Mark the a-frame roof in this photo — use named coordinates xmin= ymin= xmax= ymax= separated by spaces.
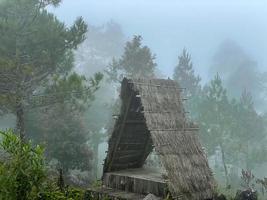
xmin=103 ymin=78 xmax=215 ymax=200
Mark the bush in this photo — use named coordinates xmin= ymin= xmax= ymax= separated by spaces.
xmin=39 ymin=188 xmax=84 ymax=200
xmin=0 ymin=130 xmax=109 ymax=200
xmin=0 ymin=130 xmax=46 ymax=200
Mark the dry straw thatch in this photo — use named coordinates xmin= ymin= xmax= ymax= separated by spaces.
xmin=103 ymin=78 xmax=216 ymax=200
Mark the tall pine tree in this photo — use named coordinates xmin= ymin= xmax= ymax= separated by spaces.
xmin=173 ymin=48 xmax=201 ymax=120
xmin=173 ymin=48 xmax=201 ymax=97
xmin=106 ymin=35 xmax=156 ymax=81
xmin=230 ymin=90 xmax=266 ymax=170
xmin=0 ymin=0 xmax=91 ymax=139
xmin=198 ymin=74 xmax=232 ymax=186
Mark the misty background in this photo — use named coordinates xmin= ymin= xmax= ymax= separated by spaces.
xmin=50 ymin=0 xmax=267 ymax=81
xmin=50 ymin=0 xmax=267 ymax=181
xmin=1 ymin=0 xmax=267 ymax=194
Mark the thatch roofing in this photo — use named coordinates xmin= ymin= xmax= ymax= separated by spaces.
xmin=103 ymin=78 xmax=215 ymax=200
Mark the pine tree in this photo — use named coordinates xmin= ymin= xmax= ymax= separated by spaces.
xmin=173 ymin=48 xmax=201 ymax=97
xmin=211 ymin=39 xmax=266 ymax=111
xmin=173 ymin=48 xmax=202 ymax=120
xmin=198 ymin=74 xmax=232 ymax=186
xmin=25 ymin=73 xmax=102 ymax=172
xmin=0 ymin=0 xmax=89 ymax=139
xmin=198 ymin=76 xmax=267 ymax=186
xmin=230 ymin=90 xmax=266 ymax=170
xmin=106 ymin=35 xmax=156 ymax=81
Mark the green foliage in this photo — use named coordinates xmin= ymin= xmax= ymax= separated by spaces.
xmin=164 ymin=193 xmax=173 ymax=200
xmin=44 ymin=72 xmax=103 ymax=111
xmin=91 ymin=180 xmax=103 ymax=188
xmin=0 ymin=129 xmax=46 ymax=200
xmin=173 ymin=48 xmax=202 ymax=120
xmin=106 ymin=35 xmax=156 ymax=81
xmin=173 ymin=48 xmax=201 ymax=97
xmin=26 ymin=104 xmax=92 ymax=172
xmin=210 ymin=40 xmax=265 ymax=111
xmin=0 ymin=0 xmax=88 ymax=98
xmin=229 ymin=90 xmax=266 ymax=169
xmin=0 ymin=0 xmax=103 ymax=172
xmin=0 ymin=0 xmax=89 ymax=138
xmin=40 ymin=188 xmax=113 ymax=200
xmin=40 ymin=188 xmax=84 ymax=200
xmin=0 ymin=130 xmax=100 ymax=199
xmin=195 ymin=74 xmax=266 ymax=186
xmin=197 ymin=74 xmax=231 ymax=154
xmin=25 ymin=73 xmax=103 ymax=172
xmin=172 ymin=49 xmax=267 ymax=189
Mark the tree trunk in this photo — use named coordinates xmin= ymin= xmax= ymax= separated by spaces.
xmin=16 ymin=102 xmax=26 ymax=200
xmin=93 ymin=142 xmax=99 ymax=179
xmin=16 ymin=101 xmax=25 ymax=141
xmin=245 ymin=142 xmax=250 ymax=171
xmin=220 ymin=143 xmax=229 ymax=187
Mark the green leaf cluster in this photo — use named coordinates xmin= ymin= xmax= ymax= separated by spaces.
xmin=173 ymin=49 xmax=267 ymax=187
xmin=106 ymin=35 xmax=156 ymax=82
xmin=0 ymin=0 xmax=88 ymax=114
xmin=0 ymin=129 xmax=46 ymax=200
xmin=173 ymin=48 xmax=201 ymax=98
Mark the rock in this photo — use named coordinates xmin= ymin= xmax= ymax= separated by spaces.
xmin=143 ymin=193 xmax=161 ymax=200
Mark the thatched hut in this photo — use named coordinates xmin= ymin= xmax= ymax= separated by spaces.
xmin=102 ymin=78 xmax=215 ymax=200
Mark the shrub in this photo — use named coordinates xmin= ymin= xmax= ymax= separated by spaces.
xmin=0 ymin=130 xmax=46 ymax=200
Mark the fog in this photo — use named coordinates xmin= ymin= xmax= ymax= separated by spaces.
xmin=49 ymin=0 xmax=267 ymax=187
xmin=1 ymin=0 xmax=267 ymax=198
xmin=50 ymin=0 xmax=267 ymax=81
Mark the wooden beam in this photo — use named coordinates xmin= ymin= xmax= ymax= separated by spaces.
xmin=150 ymin=128 xmax=199 ymax=131
xmin=111 ymin=161 xmax=139 ymax=168
xmin=125 ymin=120 xmax=145 ymax=124
xmin=119 ymin=142 xmax=145 ymax=145
xmin=106 ymin=91 xmax=134 ymax=172
xmin=128 ymin=81 xmax=185 ymax=90
xmin=115 ymin=152 xmax=142 ymax=160
xmin=116 ymin=149 xmax=143 ymax=155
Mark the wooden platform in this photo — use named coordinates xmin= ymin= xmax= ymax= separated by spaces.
xmin=103 ymin=168 xmax=167 ymax=198
xmin=88 ymin=186 xmax=147 ymax=200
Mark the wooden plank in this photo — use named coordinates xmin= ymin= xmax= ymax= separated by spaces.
xmin=150 ymin=128 xmax=199 ymax=131
xmin=103 ymin=169 xmax=167 ymax=197
xmin=120 ymin=134 xmax=148 ymax=142
xmin=106 ymin=91 xmax=135 ymax=172
xmin=87 ymin=187 xmax=147 ymax=200
xmin=125 ymin=120 xmax=145 ymax=124
xmin=116 ymin=149 xmax=143 ymax=155
xmin=115 ymin=152 xmax=142 ymax=160
xmin=117 ymin=143 xmax=146 ymax=151
xmin=119 ymin=142 xmax=146 ymax=145
xmin=105 ymin=168 xmax=167 ymax=183
xmin=111 ymin=161 xmax=139 ymax=168
xmin=127 ymin=81 xmax=185 ymax=90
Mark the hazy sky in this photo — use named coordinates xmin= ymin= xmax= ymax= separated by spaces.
xmin=51 ymin=0 xmax=267 ymax=81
